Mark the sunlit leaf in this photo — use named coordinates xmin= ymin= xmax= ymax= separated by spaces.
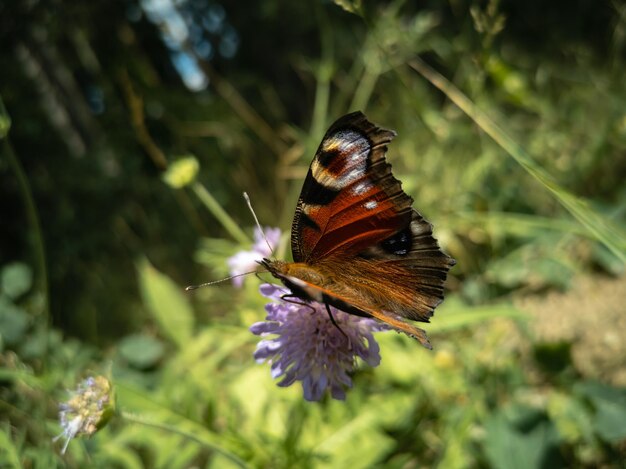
xmin=0 ymin=424 xmax=21 ymax=469
xmin=315 ymin=405 xmax=395 ymax=468
xmin=428 ymin=302 xmax=527 ymax=333
xmin=99 ymin=441 xmax=144 ymax=469
xmin=547 ymin=392 xmax=594 ymax=443
xmin=137 ymin=258 xmax=194 ymax=347
xmin=114 ymin=383 xmax=247 ymax=467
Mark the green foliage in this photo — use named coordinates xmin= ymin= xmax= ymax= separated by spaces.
xmin=0 ymin=423 xmax=21 ymax=469
xmin=1 ymin=262 xmax=32 ymax=300
xmin=575 ymin=382 xmax=626 ymax=443
xmin=1 ymin=0 xmax=626 ymax=467
xmin=118 ymin=334 xmax=165 ymax=370
xmin=0 ymin=263 xmax=33 ymax=348
xmin=137 ymin=258 xmax=195 ymax=348
xmin=483 ymin=408 xmax=559 ymax=469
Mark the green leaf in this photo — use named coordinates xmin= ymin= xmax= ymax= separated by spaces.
xmin=137 ymin=258 xmax=194 ymax=347
xmin=591 ymin=399 xmax=626 ymax=442
xmin=575 ymin=381 xmax=626 ymax=442
xmin=0 ymin=296 xmax=30 ymax=346
xmin=314 ymin=404 xmax=395 ymax=469
xmin=1 ymin=262 xmax=32 ymax=299
xmin=592 ymin=243 xmax=625 ymax=276
xmin=208 ymin=453 xmax=249 ymax=469
xmin=115 ymin=383 xmax=247 ymax=468
xmin=547 ymin=392 xmax=594 ymax=443
xmin=484 ymin=410 xmax=559 ymax=469
xmin=99 ymin=441 xmax=144 ymax=469
xmin=484 ymin=239 xmax=576 ymax=290
xmin=0 ymin=423 xmax=21 ymax=469
xmin=427 ymin=301 xmax=527 ymax=333
xmin=194 ymin=237 xmax=239 ymax=278
xmin=118 ymin=334 xmax=165 ymax=370
xmin=333 ymin=0 xmax=363 ymax=15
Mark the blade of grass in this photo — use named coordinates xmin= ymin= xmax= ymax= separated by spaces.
xmin=409 ymin=57 xmax=626 ymax=264
xmin=192 ymin=182 xmax=249 ymax=245
xmin=0 ymin=424 xmax=22 ymax=469
xmin=120 ymin=411 xmax=248 ymax=468
xmin=451 ymin=211 xmax=591 ymax=238
xmin=427 ymin=304 xmax=527 ymax=333
xmin=309 ymin=5 xmax=333 ymax=142
xmin=116 ymin=383 xmax=248 ymax=468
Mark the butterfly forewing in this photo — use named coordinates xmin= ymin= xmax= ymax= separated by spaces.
xmin=291 ymin=111 xmax=413 ymax=263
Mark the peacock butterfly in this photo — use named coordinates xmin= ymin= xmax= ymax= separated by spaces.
xmin=261 ymin=111 xmax=455 ymax=349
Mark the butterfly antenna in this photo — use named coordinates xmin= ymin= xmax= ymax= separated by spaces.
xmin=185 ymin=270 xmax=260 ymax=291
xmin=243 ymin=191 xmax=274 ymax=255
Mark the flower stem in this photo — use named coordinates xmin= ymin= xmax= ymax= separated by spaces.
xmin=1 ymin=104 xmax=50 ymax=370
xmin=191 ymin=182 xmax=249 ymax=245
xmin=119 ymin=410 xmax=248 ymax=468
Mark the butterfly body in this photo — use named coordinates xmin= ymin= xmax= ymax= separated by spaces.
xmin=263 ymin=112 xmax=455 ymax=349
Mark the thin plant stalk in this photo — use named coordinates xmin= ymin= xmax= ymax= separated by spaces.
xmin=1 ymin=103 xmax=50 ymax=370
xmin=119 ymin=410 xmax=248 ymax=468
xmin=191 ymin=182 xmax=249 ymax=245
xmin=410 ymin=57 xmax=626 ymax=263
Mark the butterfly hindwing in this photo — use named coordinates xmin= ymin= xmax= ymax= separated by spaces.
xmin=272 ymin=271 xmax=433 ymax=349
xmin=359 ymin=209 xmax=456 ymax=322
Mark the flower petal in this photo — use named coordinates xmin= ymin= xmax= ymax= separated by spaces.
xmin=251 ymin=284 xmax=384 ymax=401
xmin=260 ymin=283 xmax=286 ymax=299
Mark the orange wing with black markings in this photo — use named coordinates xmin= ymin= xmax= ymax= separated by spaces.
xmin=291 ymin=112 xmax=412 ymax=262
xmin=267 ymin=111 xmax=455 ymax=348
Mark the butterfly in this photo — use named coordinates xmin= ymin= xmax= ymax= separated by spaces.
xmin=261 ymin=111 xmax=455 ymax=349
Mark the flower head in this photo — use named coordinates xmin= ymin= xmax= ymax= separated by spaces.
xmin=251 ymin=283 xmax=388 ymax=401
xmin=54 ymin=376 xmax=114 ymax=454
xmin=162 ymin=155 xmax=199 ymax=188
xmin=227 ymin=227 xmax=281 ymax=287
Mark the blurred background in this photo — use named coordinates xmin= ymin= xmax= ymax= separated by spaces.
xmin=1 ymin=0 xmax=626 ymax=467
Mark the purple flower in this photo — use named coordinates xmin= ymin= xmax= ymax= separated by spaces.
xmin=251 ymin=283 xmax=388 ymax=401
xmin=227 ymin=227 xmax=281 ymax=287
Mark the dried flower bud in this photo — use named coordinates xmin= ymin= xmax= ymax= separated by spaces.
xmin=54 ymin=376 xmax=114 ymax=454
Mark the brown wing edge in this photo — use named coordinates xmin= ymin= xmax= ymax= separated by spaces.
xmin=329 ymin=111 xmax=413 ymax=217
xmin=270 ymin=271 xmax=434 ymax=350
xmin=358 ymin=209 xmax=456 ymax=323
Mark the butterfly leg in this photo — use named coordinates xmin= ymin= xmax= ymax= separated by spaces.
xmin=280 ymin=294 xmax=316 ymax=315
xmin=325 ymin=303 xmax=351 ymax=346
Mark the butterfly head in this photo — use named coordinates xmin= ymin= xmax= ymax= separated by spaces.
xmin=259 ymin=258 xmax=292 ymax=285
xmin=259 ymin=258 xmax=328 ymax=291
xmin=259 ymin=257 xmax=280 ymax=272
